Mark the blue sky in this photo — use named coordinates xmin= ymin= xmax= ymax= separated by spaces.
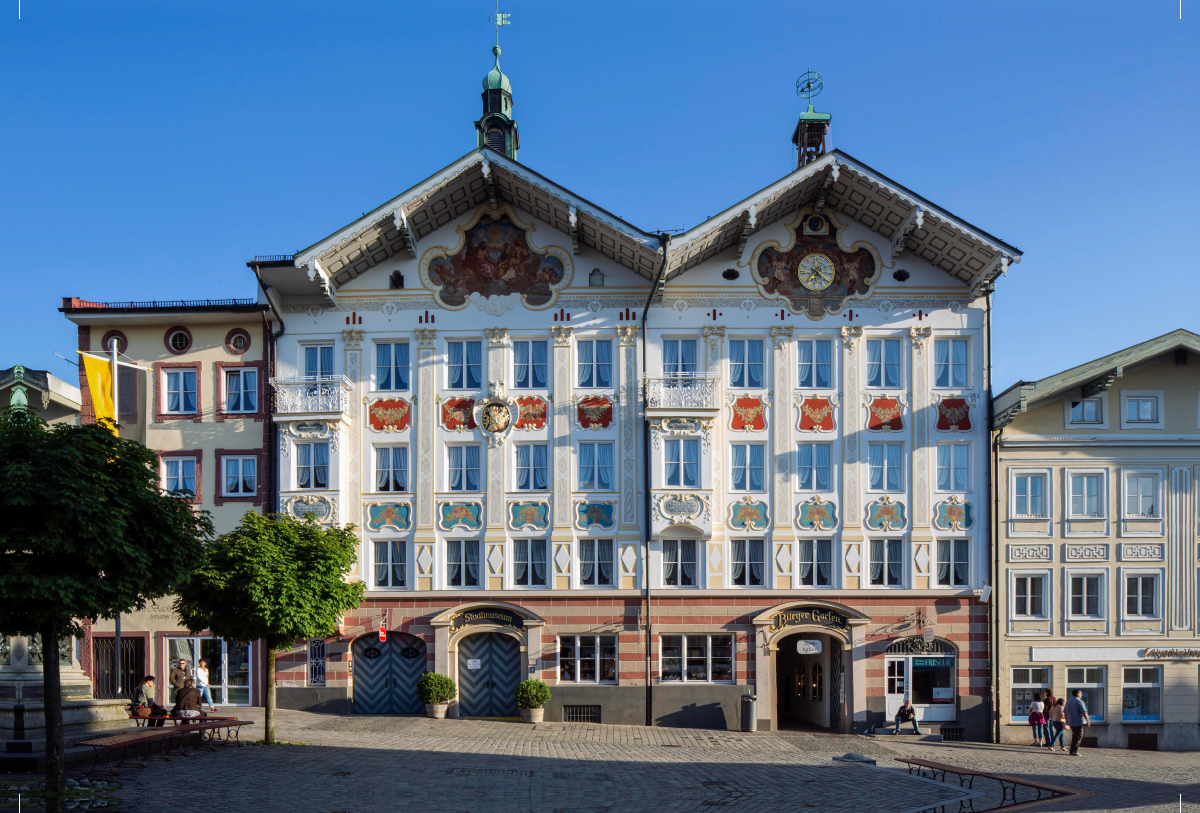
xmin=2 ymin=1 xmax=1196 ymax=389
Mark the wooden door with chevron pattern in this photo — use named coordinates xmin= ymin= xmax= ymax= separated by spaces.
xmin=457 ymin=632 xmax=520 ymax=717
xmin=352 ymin=633 xmax=427 ymax=714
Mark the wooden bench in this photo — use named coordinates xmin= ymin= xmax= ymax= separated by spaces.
xmin=130 ymin=714 xmax=241 ymax=728
xmin=82 ymin=720 xmax=253 ymax=775
xmin=895 ymin=758 xmax=1089 ymax=812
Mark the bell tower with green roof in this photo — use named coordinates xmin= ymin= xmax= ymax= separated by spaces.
xmin=476 ymin=6 xmax=519 ymax=159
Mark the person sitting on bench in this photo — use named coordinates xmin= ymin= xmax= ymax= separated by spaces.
xmin=131 ymin=676 xmax=168 ymax=727
xmin=171 ymin=678 xmax=205 ymax=724
xmin=894 ymin=698 xmax=921 ymax=735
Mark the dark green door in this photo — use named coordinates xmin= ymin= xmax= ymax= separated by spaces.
xmin=458 ymin=633 xmax=520 ymax=717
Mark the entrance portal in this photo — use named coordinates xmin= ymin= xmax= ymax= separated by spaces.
xmin=352 ymin=632 xmax=427 ymax=714
xmin=775 ymin=632 xmax=844 ymax=731
xmin=457 ymin=632 xmax=521 ymax=718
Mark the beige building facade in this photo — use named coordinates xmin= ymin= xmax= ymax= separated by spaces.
xmin=993 ymin=329 xmax=1200 ymax=750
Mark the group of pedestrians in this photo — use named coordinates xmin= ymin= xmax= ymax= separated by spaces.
xmin=1027 ymin=688 xmax=1091 ymax=755
xmin=129 ymin=657 xmax=220 ymax=725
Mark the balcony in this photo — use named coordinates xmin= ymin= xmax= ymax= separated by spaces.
xmin=270 ymin=376 xmax=353 ymax=416
xmin=645 ymin=372 xmax=720 ymax=415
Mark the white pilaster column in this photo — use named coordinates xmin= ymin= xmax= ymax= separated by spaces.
xmin=484 ymin=328 xmax=508 ymax=591
xmin=342 ymin=329 xmax=365 ymax=578
xmin=413 ymin=328 xmax=437 ymax=590
xmin=617 ymin=325 xmax=641 ymax=590
xmin=839 ymin=326 xmax=864 ymax=587
xmin=704 ymin=326 xmax=726 ymax=589
xmin=771 ymin=326 xmax=795 ymax=589
xmin=550 ymin=326 xmax=574 ymax=589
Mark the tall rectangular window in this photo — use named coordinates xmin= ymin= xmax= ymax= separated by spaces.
xmin=1125 ymin=474 xmax=1158 ymax=517
xmin=164 ymin=457 xmax=196 ymax=496
xmin=728 ymin=339 xmax=764 ymax=388
xmin=513 ymin=539 xmax=547 ymax=587
xmin=662 ymin=540 xmax=698 ymax=587
xmin=869 ymin=539 xmax=903 ymax=586
xmin=446 ymin=340 xmax=482 ymax=390
xmin=296 ymin=442 xmax=329 ymax=490
xmin=731 ymin=539 xmax=764 ymax=587
xmin=513 ymin=340 xmax=548 ymax=389
xmin=936 ymin=539 xmax=970 ymax=587
xmin=446 ymin=540 xmax=480 ymax=588
xmin=1014 ymin=474 xmax=1047 ymax=517
xmin=117 ymin=367 xmax=137 ymax=419
xmin=375 ymin=342 xmax=410 ymax=391
xmin=868 ymin=443 xmax=903 ymax=491
xmin=796 ymin=443 xmax=832 ymax=491
xmin=515 ymin=444 xmax=549 ymax=491
xmin=1070 ymin=575 xmax=1101 ymax=616
xmin=165 ymin=370 xmax=197 ymax=414
xmin=448 ymin=446 xmax=481 ymax=492
xmin=1126 ymin=575 xmax=1157 ymax=617
xmin=866 ymin=338 xmax=901 ymax=388
xmin=1013 ymin=575 xmax=1045 ymax=617
xmin=576 ymin=339 xmax=613 ymax=388
xmin=222 ymin=456 xmax=256 ymax=497
xmin=304 ymin=346 xmax=334 ymax=380
xmin=224 ymin=369 xmax=257 ymax=413
xmin=797 ymin=339 xmax=833 ymax=388
xmin=662 ymin=339 xmax=697 ymax=376
xmin=373 ymin=540 xmax=406 ymax=588
xmin=1070 ymin=474 xmax=1103 ymax=517
xmin=1122 ymin=667 xmax=1160 ymax=721
xmin=798 ymin=539 xmax=833 ymax=586
xmin=936 ymin=444 xmax=970 ymax=492
xmin=934 ymin=339 xmax=968 ymax=388
xmin=375 ymin=446 xmax=408 ymax=492
xmin=731 ymin=444 xmax=765 ymax=492
xmin=578 ymin=442 xmax=614 ymax=490
xmin=559 ymin=635 xmax=617 ymax=683
xmin=578 ymin=539 xmax=614 ymax=586
xmin=664 ymin=438 xmax=700 ymax=488
xmin=660 ymin=634 xmax=733 ymax=682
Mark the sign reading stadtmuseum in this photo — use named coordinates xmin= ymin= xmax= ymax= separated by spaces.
xmin=769 ymin=606 xmax=849 ymax=632
xmin=449 ymin=607 xmax=527 ymax=632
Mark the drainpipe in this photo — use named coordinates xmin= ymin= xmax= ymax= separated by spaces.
xmin=251 ymin=263 xmax=286 ymax=519
xmin=641 ymin=232 xmax=670 ymax=727
xmin=985 ymin=286 xmax=999 ymax=744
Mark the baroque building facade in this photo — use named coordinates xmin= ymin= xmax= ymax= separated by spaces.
xmin=255 ymin=54 xmax=1020 ymax=738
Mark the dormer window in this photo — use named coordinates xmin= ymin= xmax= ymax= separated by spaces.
xmin=1070 ymin=399 xmax=1101 ymax=424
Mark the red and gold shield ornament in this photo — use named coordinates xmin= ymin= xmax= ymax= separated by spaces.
xmin=441 ymin=398 xmax=477 ymax=431
xmin=866 ymin=397 xmax=904 ymax=432
xmin=936 ymin=398 xmax=972 ymax=432
xmin=514 ymin=396 xmax=548 ymax=430
xmin=798 ymin=397 xmax=836 ymax=432
xmin=729 ymin=397 xmax=767 ymax=432
xmin=368 ymin=398 xmax=411 ymax=432
xmin=577 ymin=396 xmax=613 ymax=429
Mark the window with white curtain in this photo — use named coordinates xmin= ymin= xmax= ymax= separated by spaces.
xmin=797 ymin=339 xmax=833 ymax=388
xmin=224 ymin=369 xmax=257 ymax=413
xmin=296 ymin=442 xmax=329 ymax=490
xmin=513 ymin=539 xmax=547 ymax=587
xmin=798 ymin=539 xmax=833 ymax=586
xmin=375 ymin=342 xmax=409 ymax=390
xmin=731 ymin=444 xmax=766 ymax=492
xmin=868 ymin=443 xmax=903 ymax=492
xmin=578 ymin=442 xmax=614 ymax=490
xmin=664 ymin=438 xmax=700 ymax=488
xmin=729 ymin=339 xmax=764 ymax=388
xmin=576 ymin=339 xmax=613 ymax=388
xmin=866 ymin=338 xmax=902 ymax=388
xmin=222 ymin=456 xmax=256 ymax=496
xmin=303 ymin=345 xmax=334 ymax=380
xmin=796 ymin=443 xmax=832 ymax=491
xmin=164 ymin=457 xmax=196 ymax=495
xmin=662 ymin=539 xmax=698 ymax=587
xmin=446 ymin=540 xmax=480 ymax=588
xmin=165 ymin=369 xmax=197 ymax=414
xmin=515 ymin=444 xmax=549 ymax=491
xmin=446 ymin=340 xmax=482 ymax=390
xmin=513 ymin=339 xmax=548 ymax=389
xmin=731 ymin=539 xmax=764 ymax=587
xmin=936 ymin=539 xmax=970 ymax=586
xmin=869 ymin=538 xmax=904 ymax=586
xmin=662 ymin=339 xmax=698 ymax=377
xmin=374 ymin=446 xmax=408 ymax=492
xmin=448 ymin=445 xmax=481 ymax=491
xmin=934 ymin=339 xmax=968 ymax=388
xmin=373 ymin=540 xmax=406 ymax=588
xmin=936 ymin=444 xmax=970 ymax=492
xmin=579 ymin=539 xmax=614 ymax=586
xmin=1070 ymin=473 xmax=1103 ymax=517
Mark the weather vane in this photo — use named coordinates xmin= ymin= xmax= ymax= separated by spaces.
xmin=796 ymin=70 xmax=824 ymax=103
xmin=489 ymin=0 xmax=511 ymax=48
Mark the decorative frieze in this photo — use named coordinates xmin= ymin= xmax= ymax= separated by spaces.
xmin=1007 ymin=544 xmax=1052 ymax=563
xmin=1064 ymin=544 xmax=1109 ymax=562
xmin=1121 ymin=543 xmax=1165 ymax=561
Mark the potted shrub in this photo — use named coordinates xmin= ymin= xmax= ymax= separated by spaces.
xmin=515 ymin=678 xmax=552 ymax=724
xmin=417 ymin=672 xmax=457 ymax=719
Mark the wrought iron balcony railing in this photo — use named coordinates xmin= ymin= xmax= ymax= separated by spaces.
xmin=644 ymin=372 xmax=721 ymax=411
xmin=270 ymin=376 xmax=354 ymax=415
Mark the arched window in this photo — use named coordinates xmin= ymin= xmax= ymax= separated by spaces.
xmin=486 ymin=127 xmax=505 ymax=151
xmin=885 ymin=637 xmax=956 ymax=655
xmin=811 ymin=663 xmax=823 ymax=701
xmin=589 ymin=268 xmax=605 ymax=287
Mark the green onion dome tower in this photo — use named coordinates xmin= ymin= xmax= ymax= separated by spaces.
xmin=476 ymin=46 xmax=519 ymax=159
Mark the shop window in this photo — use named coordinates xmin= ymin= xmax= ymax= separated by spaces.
xmin=166 ymin=636 xmax=251 ymax=705
xmin=1066 ymin=666 xmax=1105 ymax=722
xmin=1011 ymin=667 xmax=1050 ymax=720
xmin=660 ymin=634 xmax=733 ymax=683
xmin=911 ymin=656 xmax=954 ymax=707
xmin=1122 ymin=666 xmax=1160 ymax=721
xmin=558 ymin=635 xmax=617 ymax=683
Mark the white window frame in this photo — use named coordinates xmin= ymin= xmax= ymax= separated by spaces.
xmin=557 ymin=634 xmax=618 ymax=684
xmin=1121 ymin=665 xmax=1161 ymax=722
xmin=866 ymin=442 xmax=905 ymax=493
xmin=577 ymin=538 xmax=615 ymax=587
xmin=1067 ymin=469 xmax=1105 ymax=518
xmin=512 ymin=538 xmax=549 ymax=588
xmin=1121 ymin=468 xmax=1164 ymax=531
xmin=373 ymin=340 xmax=410 ymax=392
xmin=511 ymin=338 xmax=549 ymax=390
xmin=1119 ymin=567 xmax=1165 ymax=634
xmin=446 ymin=444 xmax=482 ymax=492
xmin=867 ymin=538 xmax=906 ymax=588
xmin=445 ymin=539 xmax=481 ymax=589
xmin=163 ymin=369 xmax=198 ymax=415
xmin=221 ymin=455 xmax=257 ymax=497
xmin=1064 ymin=393 xmax=1108 ymax=429
xmin=795 ymin=442 xmax=834 ymax=493
xmin=661 ymin=337 xmax=700 ymax=377
xmin=934 ymin=442 xmax=971 ymax=493
xmin=1120 ymin=390 xmax=1164 ymax=430
xmin=1062 ymin=467 xmax=1108 ymax=538
xmin=729 ymin=538 xmax=766 ymax=588
xmin=730 ymin=443 xmax=767 ymax=493
xmin=223 ymin=368 xmax=258 ymax=414
xmin=373 ymin=445 xmax=409 ymax=493
xmin=577 ymin=441 xmax=615 ymax=491
xmin=295 ymin=441 xmax=330 ymax=491
xmin=575 ymin=338 xmax=614 ymax=389
xmin=664 ymin=438 xmax=701 ymax=488
xmin=1008 ymin=467 xmax=1052 ymax=537
xmin=1063 ymin=567 xmax=1109 ymax=635
xmin=661 ymin=539 xmax=700 ymax=588
xmin=514 ymin=443 xmax=550 ymax=492
xmin=1065 ymin=666 xmax=1106 ymax=722
xmin=1010 ymin=666 xmax=1050 ymax=722
xmin=934 ymin=538 xmax=971 ymax=588
xmin=865 ymin=337 xmax=904 ymax=390
xmin=796 ymin=338 xmax=835 ymax=390
xmin=371 ymin=538 xmax=408 ymax=590
xmin=445 ymin=339 xmax=483 ymax=391
xmin=658 ymin=633 xmax=734 ymax=683
xmin=796 ymin=538 xmax=834 ymax=587
xmin=727 ymin=338 xmax=766 ymax=390
xmin=300 ymin=343 xmax=335 ymax=381
xmin=162 ymin=456 xmax=197 ymax=496
xmin=1008 ymin=569 xmax=1052 ymax=636
xmin=932 ymin=337 xmax=970 ymax=389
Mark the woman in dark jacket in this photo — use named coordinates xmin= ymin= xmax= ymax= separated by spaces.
xmin=171 ymin=678 xmax=205 ymax=723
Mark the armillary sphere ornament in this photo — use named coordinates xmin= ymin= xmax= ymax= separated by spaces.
xmin=796 ymin=70 xmax=824 ymax=102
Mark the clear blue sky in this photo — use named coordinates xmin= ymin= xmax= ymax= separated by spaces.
xmin=3 ymin=1 xmax=1196 ymax=390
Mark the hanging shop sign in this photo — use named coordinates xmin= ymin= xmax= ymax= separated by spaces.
xmin=379 ymin=626 xmax=387 ymax=642
xmin=796 ymin=639 xmax=823 ymax=655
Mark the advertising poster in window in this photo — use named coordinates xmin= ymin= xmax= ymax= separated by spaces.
xmin=912 ymin=657 xmax=955 ymax=704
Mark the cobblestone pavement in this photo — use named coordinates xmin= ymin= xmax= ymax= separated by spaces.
xmin=70 ymin=710 xmax=1199 ymax=813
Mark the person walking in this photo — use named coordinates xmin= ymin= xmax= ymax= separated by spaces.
xmin=170 ymin=678 xmax=205 ymax=724
xmin=894 ymin=698 xmax=921 ymax=735
xmin=1042 ymin=688 xmax=1058 ymax=746
xmin=1045 ymin=698 xmax=1066 ymax=751
xmin=1027 ymin=692 xmax=1045 ymax=745
xmin=131 ymin=675 xmax=168 ymax=728
xmin=195 ymin=658 xmax=220 ymax=713
xmin=1065 ymin=689 xmax=1090 ymax=756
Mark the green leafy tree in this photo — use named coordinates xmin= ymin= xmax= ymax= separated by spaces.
xmin=0 ymin=409 xmax=211 ymax=807
xmin=174 ymin=512 xmax=364 ymax=743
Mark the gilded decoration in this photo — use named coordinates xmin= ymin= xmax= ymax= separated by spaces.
xmin=514 ymin=396 xmax=548 ymax=430
xmin=933 ymin=495 xmax=974 ymax=532
xmin=473 ymin=386 xmax=518 ymax=448
xmin=728 ymin=497 xmax=770 ymax=532
xmin=576 ymin=395 xmax=614 ymax=430
xmin=749 ymin=208 xmax=882 ymax=319
xmin=935 ymin=396 xmax=974 ymax=432
xmin=653 ymin=493 xmax=710 ymax=526
xmin=865 ymin=496 xmax=907 ymax=531
xmin=795 ymin=394 xmax=838 ymax=432
xmin=438 ymin=501 xmax=484 ymax=531
xmin=441 ymin=397 xmax=476 ymax=431
xmin=366 ymin=502 xmax=412 ymax=532
xmin=574 ymin=501 xmax=617 ymax=531
xmin=419 ymin=204 xmax=572 ymax=313
xmin=797 ymin=495 xmax=839 ymax=531
xmin=865 ymin=394 xmax=905 ymax=432
xmin=366 ymin=397 xmax=411 ymax=432
xmin=508 ymin=500 xmax=550 ymax=532
xmin=728 ymin=395 xmax=767 ymax=432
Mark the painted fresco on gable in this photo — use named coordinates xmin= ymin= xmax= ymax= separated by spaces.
xmin=420 ymin=205 xmax=572 ymax=313
xmin=749 ymin=208 xmax=882 ymax=319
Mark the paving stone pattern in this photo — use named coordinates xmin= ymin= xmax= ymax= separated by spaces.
xmin=80 ymin=710 xmax=1199 ymax=813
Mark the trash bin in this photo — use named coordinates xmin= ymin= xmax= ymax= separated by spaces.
xmin=741 ymin=693 xmax=757 ymax=732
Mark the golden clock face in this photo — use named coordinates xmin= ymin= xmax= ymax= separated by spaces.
xmin=796 ymin=253 xmax=836 ymax=291
xmin=481 ymin=403 xmax=512 ymax=434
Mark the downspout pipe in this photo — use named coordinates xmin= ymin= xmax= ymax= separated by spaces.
xmin=641 ymin=232 xmax=670 ymax=727
xmin=252 ymin=261 xmax=286 ymax=519
xmin=985 ymin=285 xmax=999 ymax=744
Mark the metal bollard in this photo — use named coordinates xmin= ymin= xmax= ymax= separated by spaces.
xmin=741 ymin=693 xmax=757 ymax=732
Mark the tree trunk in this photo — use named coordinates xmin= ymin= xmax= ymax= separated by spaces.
xmin=41 ymin=617 xmax=65 ymax=813
xmin=265 ymin=646 xmax=276 ymax=745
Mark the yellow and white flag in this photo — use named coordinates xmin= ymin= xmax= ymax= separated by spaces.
xmin=80 ymin=352 xmax=116 ymax=430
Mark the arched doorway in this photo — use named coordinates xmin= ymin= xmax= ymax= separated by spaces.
xmin=774 ymin=631 xmax=843 ymax=731
xmin=457 ymin=632 xmax=521 ymax=718
xmin=352 ymin=632 xmax=427 ymax=714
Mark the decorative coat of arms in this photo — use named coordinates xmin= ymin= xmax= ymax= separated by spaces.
xmin=934 ymin=495 xmax=975 ymax=531
xmin=473 ymin=385 xmax=519 ymax=447
xmin=438 ymin=501 xmax=483 ymax=531
xmin=796 ymin=395 xmax=837 ymax=432
xmin=514 ymin=396 xmax=548 ymax=430
xmin=935 ymin=397 xmax=973 ymax=432
xmin=367 ymin=398 xmax=411 ymax=432
xmin=508 ymin=501 xmax=550 ymax=532
xmin=728 ymin=396 xmax=767 ymax=432
xmin=796 ymin=495 xmax=838 ymax=531
xmin=865 ymin=496 xmax=907 ymax=531
xmin=866 ymin=395 xmax=905 ymax=432
xmin=441 ymin=398 xmax=477 ymax=431
xmin=576 ymin=396 xmax=613 ymax=430
xmin=366 ymin=503 xmax=411 ymax=532
xmin=574 ymin=501 xmax=617 ymax=531
xmin=728 ymin=497 xmax=770 ymax=531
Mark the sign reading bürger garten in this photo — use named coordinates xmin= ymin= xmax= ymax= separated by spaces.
xmin=449 ymin=608 xmax=527 ymax=632
xmin=769 ymin=607 xmax=849 ymax=632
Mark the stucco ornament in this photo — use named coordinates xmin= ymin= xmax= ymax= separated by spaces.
xmin=473 ymin=383 xmax=518 ymax=448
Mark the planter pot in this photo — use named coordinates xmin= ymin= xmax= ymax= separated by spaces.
xmin=425 ymin=703 xmax=449 ymax=719
xmin=519 ymin=707 xmax=544 ymax=724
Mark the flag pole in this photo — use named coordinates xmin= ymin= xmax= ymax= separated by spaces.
xmin=109 ymin=337 xmax=119 ymax=437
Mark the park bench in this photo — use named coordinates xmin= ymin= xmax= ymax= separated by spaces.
xmin=81 ymin=720 xmax=253 ymax=775
xmin=894 ymin=758 xmax=1088 ymax=812
xmin=130 ymin=714 xmax=241 ymax=728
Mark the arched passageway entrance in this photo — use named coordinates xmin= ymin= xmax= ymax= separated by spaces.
xmin=775 ymin=631 xmax=845 ymax=731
